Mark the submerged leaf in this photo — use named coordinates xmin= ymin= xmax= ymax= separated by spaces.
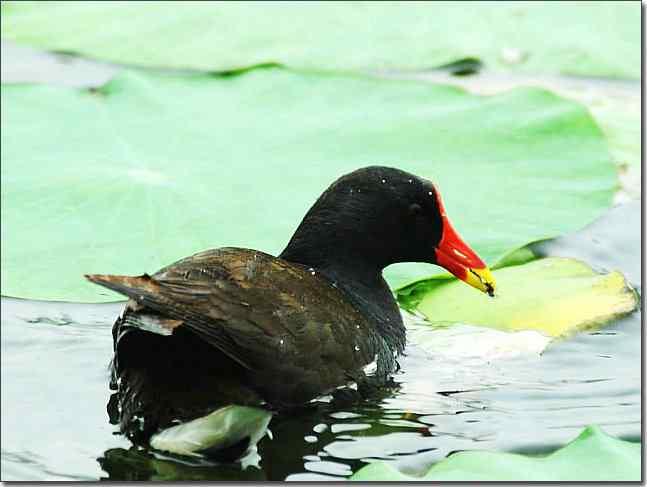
xmin=351 ymin=425 xmax=640 ymax=481
xmin=398 ymin=258 xmax=637 ymax=337
xmin=1 ymin=1 xmax=640 ymax=78
xmin=1 ymin=69 xmax=616 ymax=301
xmin=150 ymin=405 xmax=271 ymax=458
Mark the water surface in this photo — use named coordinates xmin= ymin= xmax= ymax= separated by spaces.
xmin=1 ymin=203 xmax=640 ymax=481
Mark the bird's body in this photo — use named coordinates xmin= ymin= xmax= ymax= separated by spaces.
xmin=96 ymin=247 xmax=402 ymax=445
xmin=87 ymin=166 xmax=495 ymax=458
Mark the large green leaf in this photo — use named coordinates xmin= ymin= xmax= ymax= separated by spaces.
xmin=1 ymin=69 xmax=616 ymax=302
xmin=1 ymin=1 xmax=639 ymax=78
xmin=398 ymin=257 xmax=637 ymax=337
xmin=416 ymin=71 xmax=642 ymax=175
xmin=351 ymin=426 xmax=640 ymax=481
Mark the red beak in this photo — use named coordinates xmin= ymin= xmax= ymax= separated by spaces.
xmin=432 ymin=185 xmax=496 ymax=296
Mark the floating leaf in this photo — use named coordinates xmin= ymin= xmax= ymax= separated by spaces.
xmin=1 ymin=1 xmax=639 ymax=78
xmin=351 ymin=425 xmax=640 ymax=481
xmin=1 ymin=69 xmax=616 ymax=302
xmin=398 ymin=258 xmax=637 ymax=337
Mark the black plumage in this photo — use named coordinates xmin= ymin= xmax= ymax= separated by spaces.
xmin=86 ymin=166 xmax=454 ymax=449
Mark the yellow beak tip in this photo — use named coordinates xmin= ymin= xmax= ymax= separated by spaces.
xmin=465 ymin=267 xmax=496 ymax=296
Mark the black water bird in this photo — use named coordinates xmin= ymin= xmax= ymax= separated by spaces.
xmin=86 ymin=166 xmax=495 ymax=458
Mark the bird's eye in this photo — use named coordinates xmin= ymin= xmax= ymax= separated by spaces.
xmin=409 ymin=203 xmax=422 ymax=215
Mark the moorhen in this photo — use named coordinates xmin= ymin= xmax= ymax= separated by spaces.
xmin=86 ymin=166 xmax=495 ymax=458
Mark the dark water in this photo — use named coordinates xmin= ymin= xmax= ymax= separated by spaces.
xmin=0 ymin=202 xmax=641 ymax=481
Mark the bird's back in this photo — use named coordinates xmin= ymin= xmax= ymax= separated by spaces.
xmin=90 ymin=247 xmax=396 ymax=443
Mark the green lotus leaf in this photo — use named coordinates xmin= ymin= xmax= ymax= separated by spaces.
xmin=351 ymin=425 xmax=640 ymax=481
xmin=1 ymin=1 xmax=639 ymax=78
xmin=1 ymin=69 xmax=615 ymax=302
xmin=398 ymin=257 xmax=637 ymax=337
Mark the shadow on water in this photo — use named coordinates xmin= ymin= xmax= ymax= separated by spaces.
xmin=1 ymin=202 xmax=641 ymax=480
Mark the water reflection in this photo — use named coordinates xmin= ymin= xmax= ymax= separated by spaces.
xmin=96 ymin=301 xmax=639 ymax=481
xmin=98 ymin=447 xmax=266 ymax=481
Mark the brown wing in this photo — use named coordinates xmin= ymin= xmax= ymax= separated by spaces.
xmin=87 ymin=247 xmax=386 ymax=406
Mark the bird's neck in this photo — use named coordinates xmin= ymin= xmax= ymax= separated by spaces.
xmin=280 ymin=247 xmax=406 ymax=351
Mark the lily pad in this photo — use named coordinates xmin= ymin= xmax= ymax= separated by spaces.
xmin=351 ymin=425 xmax=640 ymax=481
xmin=1 ymin=69 xmax=616 ymax=302
xmin=398 ymin=258 xmax=637 ymax=337
xmin=1 ymin=1 xmax=639 ymax=78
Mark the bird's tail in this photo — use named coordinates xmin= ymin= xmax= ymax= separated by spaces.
xmin=85 ymin=273 xmax=159 ymax=301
